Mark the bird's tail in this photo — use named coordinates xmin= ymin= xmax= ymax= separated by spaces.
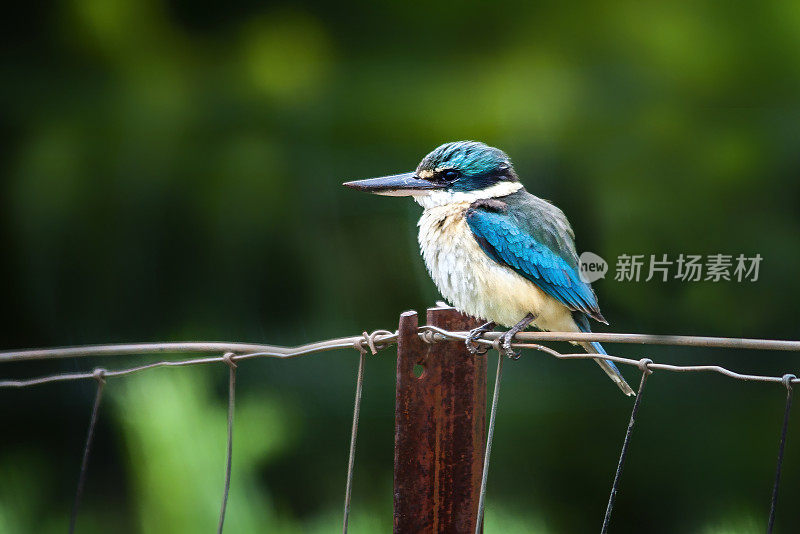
xmin=572 ymin=312 xmax=634 ymax=396
xmin=579 ymin=340 xmax=635 ymax=396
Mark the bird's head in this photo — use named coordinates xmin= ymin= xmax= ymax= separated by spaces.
xmin=343 ymin=141 xmax=520 ymax=205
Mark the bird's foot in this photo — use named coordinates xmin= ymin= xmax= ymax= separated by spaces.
xmin=465 ymin=322 xmax=495 ymax=355
xmin=498 ymin=331 xmax=521 ymax=360
xmin=496 ymin=313 xmax=536 ymax=360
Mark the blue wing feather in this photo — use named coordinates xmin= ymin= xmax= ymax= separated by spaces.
xmin=465 ymin=202 xmax=606 ymax=322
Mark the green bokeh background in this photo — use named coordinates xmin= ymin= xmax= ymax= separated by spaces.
xmin=2 ymin=1 xmax=800 ymax=532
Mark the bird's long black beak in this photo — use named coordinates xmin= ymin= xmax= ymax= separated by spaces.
xmin=343 ymin=172 xmax=441 ymax=196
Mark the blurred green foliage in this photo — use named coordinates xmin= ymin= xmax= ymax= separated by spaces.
xmin=2 ymin=0 xmax=800 ymax=532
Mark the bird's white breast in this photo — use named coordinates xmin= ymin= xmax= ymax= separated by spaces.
xmin=417 ymin=202 xmax=575 ymax=330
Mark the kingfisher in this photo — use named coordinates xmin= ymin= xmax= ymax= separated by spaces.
xmin=344 ymin=141 xmax=633 ymax=396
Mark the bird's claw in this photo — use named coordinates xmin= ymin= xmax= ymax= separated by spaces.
xmin=465 ymin=328 xmax=490 ymax=355
xmin=499 ymin=332 xmax=521 ymax=360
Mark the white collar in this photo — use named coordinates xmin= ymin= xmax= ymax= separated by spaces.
xmin=414 ymin=181 xmax=523 ymax=209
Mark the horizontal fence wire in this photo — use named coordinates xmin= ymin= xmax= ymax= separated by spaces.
xmin=2 ymin=329 xmax=799 ymax=388
xmin=1 ymin=326 xmax=799 ymax=533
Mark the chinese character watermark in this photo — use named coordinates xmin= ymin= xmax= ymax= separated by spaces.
xmin=579 ymin=253 xmax=762 ymax=283
xmin=614 ymin=255 xmax=644 ymax=282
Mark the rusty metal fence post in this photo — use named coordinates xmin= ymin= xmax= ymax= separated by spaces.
xmin=394 ymin=307 xmax=486 ymax=533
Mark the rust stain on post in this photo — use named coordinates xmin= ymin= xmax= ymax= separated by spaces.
xmin=394 ymin=308 xmax=486 ymax=533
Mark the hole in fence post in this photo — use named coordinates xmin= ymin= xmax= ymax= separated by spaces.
xmin=412 ymin=364 xmax=425 ymax=378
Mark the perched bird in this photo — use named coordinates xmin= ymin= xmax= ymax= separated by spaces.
xmin=344 ymin=141 xmax=633 ymax=396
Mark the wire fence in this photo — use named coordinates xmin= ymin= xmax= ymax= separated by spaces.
xmin=0 ymin=326 xmax=798 ymax=533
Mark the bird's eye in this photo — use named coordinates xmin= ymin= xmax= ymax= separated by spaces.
xmin=440 ymin=169 xmax=461 ymax=182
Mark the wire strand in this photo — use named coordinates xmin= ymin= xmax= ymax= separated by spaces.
xmin=68 ymin=369 xmax=106 ymax=534
xmin=342 ymin=349 xmax=366 ymax=534
xmin=1 ymin=329 xmax=799 ymax=389
xmin=217 ymin=354 xmax=237 ymax=534
xmin=475 ymin=350 xmax=505 ymax=534
xmin=767 ymin=374 xmax=795 ymax=534
xmin=601 ymin=361 xmax=652 ymax=534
